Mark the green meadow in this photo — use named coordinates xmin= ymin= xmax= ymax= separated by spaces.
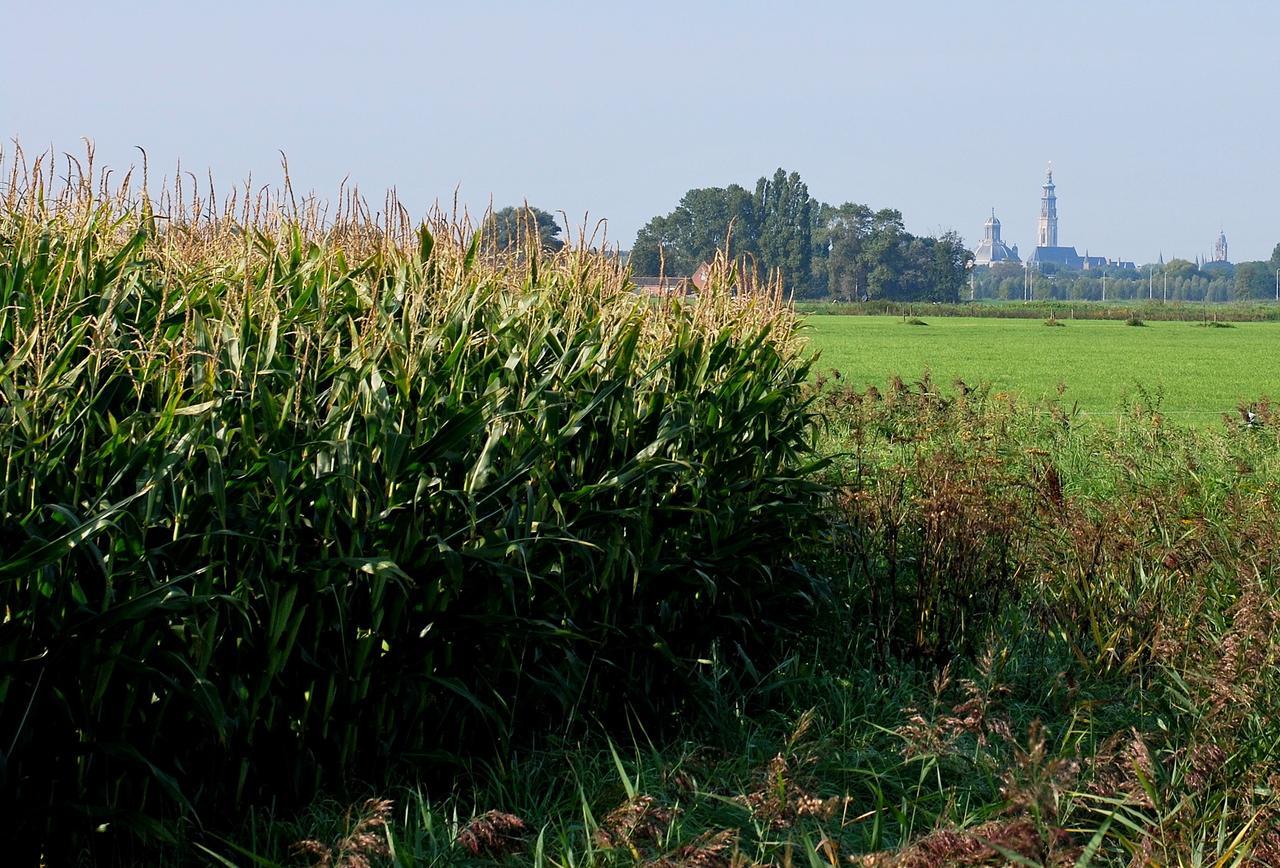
xmin=804 ymin=314 xmax=1280 ymax=420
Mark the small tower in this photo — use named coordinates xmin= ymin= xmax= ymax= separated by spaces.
xmin=1037 ymin=163 xmax=1058 ymax=248
xmin=1214 ymin=228 xmax=1228 ymax=263
xmin=973 ymin=208 xmax=1020 ymax=266
xmin=985 ymin=209 xmax=1001 ymax=244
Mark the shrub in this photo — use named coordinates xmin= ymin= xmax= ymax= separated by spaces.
xmin=0 ymin=159 xmax=822 ymax=857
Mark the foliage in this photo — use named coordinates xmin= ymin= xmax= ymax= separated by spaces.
xmin=627 ymin=185 xmax=756 ymax=277
xmin=0 ymin=158 xmax=822 ymax=862
xmin=208 ymin=388 xmax=1280 ymax=867
xmin=484 ymin=205 xmax=564 ymax=252
xmin=9 ymin=150 xmax=1280 ymax=867
xmin=969 ymin=257 xmax=1276 ymax=304
xmin=631 ymin=170 xmax=966 ymax=302
xmin=823 ymin=376 xmax=1028 ymax=662
xmin=1234 ymin=259 xmax=1275 ymax=300
xmin=754 ymin=169 xmax=812 ymax=296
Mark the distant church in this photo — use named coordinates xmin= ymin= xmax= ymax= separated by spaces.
xmin=972 ymin=209 xmax=1020 ymax=266
xmin=1026 ymin=165 xmax=1106 ymax=269
xmin=1200 ymin=228 xmax=1232 ymax=273
xmin=974 ymin=165 xmax=1134 ymax=271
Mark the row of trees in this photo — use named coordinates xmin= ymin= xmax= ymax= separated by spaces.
xmin=627 ymin=169 xmax=971 ymax=302
xmin=975 ymin=251 xmax=1280 ymax=303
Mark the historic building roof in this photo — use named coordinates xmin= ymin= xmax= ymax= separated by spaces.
xmin=973 ymin=209 xmax=1020 ymax=266
xmin=1028 ymin=246 xmax=1082 ymax=268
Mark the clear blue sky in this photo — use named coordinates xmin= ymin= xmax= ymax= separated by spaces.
xmin=4 ymin=1 xmax=1277 ymax=263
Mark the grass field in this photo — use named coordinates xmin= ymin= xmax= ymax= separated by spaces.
xmin=804 ymin=314 xmax=1280 ymax=420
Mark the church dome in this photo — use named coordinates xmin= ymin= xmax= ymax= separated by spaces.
xmin=974 ymin=209 xmax=1019 ymax=266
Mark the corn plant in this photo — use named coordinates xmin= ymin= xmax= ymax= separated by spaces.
xmin=0 ymin=150 xmax=823 ymax=861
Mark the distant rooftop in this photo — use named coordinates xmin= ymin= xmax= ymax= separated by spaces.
xmin=973 ymin=209 xmax=1020 ymax=266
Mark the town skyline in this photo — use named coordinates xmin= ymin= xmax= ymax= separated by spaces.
xmin=974 ymin=163 xmax=1231 ymax=271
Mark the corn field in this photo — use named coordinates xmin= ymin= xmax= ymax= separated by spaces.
xmin=0 ymin=149 xmax=822 ymax=858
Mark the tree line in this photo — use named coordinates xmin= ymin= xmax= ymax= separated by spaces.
xmin=626 ymin=168 xmax=971 ymax=302
xmin=974 ymin=248 xmax=1280 ymax=303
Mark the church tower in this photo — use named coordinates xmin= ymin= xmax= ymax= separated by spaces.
xmin=984 ymin=210 xmax=1001 ymax=245
xmin=1214 ymin=228 xmax=1228 ymax=262
xmin=1037 ymin=163 xmax=1058 ymax=248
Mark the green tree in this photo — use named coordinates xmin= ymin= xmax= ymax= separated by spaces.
xmin=486 ymin=206 xmax=564 ymax=253
xmin=629 ymin=212 xmax=685 ymax=276
xmin=754 ymin=169 xmax=813 ymax=295
xmin=630 ymin=171 xmax=969 ymax=301
xmin=814 ymin=202 xmax=874 ymax=300
xmin=629 ymin=185 xmax=757 ymax=276
xmin=1234 ymin=261 xmax=1273 ymax=299
xmin=925 ymin=232 xmax=972 ymax=303
xmin=861 ymin=209 xmax=907 ymax=300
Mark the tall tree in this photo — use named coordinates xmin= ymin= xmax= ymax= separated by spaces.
xmin=1235 ymin=261 xmax=1274 ymax=299
xmin=861 ymin=209 xmax=907 ymax=300
xmin=813 ymin=202 xmax=874 ymax=300
xmin=754 ymin=169 xmax=813 ymax=295
xmin=925 ymin=232 xmax=972 ymax=302
xmin=629 ymin=185 xmax=758 ymax=276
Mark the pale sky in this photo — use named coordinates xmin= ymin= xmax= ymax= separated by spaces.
xmin=3 ymin=1 xmax=1277 ymax=263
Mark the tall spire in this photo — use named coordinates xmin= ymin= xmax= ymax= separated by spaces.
xmin=1036 ymin=162 xmax=1058 ymax=248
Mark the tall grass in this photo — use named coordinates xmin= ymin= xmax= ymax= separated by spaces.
xmin=0 ymin=149 xmax=822 ymax=861
xmin=209 ymin=385 xmax=1280 ymax=867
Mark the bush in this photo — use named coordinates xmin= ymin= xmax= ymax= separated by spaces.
xmin=0 ymin=167 xmax=822 ymax=858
